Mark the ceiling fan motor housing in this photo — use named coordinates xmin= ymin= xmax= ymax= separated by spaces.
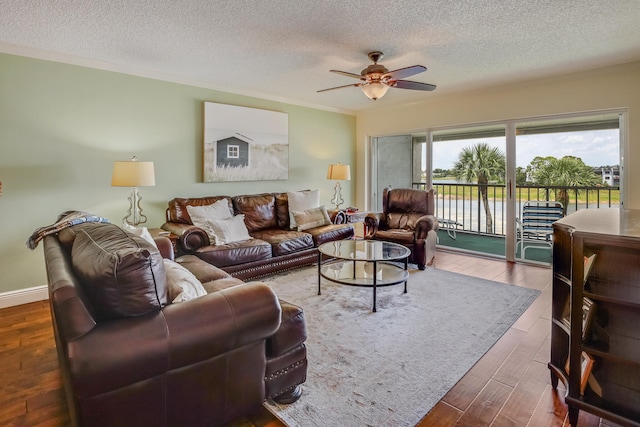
xmin=362 ymin=51 xmax=388 ymax=78
xmin=361 ymin=64 xmax=389 ymax=77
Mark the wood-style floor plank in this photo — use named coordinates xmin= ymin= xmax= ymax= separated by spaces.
xmin=0 ymin=250 xmax=607 ymax=426
xmin=454 ymin=379 xmax=513 ymax=426
xmin=439 ymin=328 xmax=524 ymax=411
xmin=510 ymin=283 xmax=553 ymax=332
xmin=492 ymin=317 xmax=550 ymax=387
xmin=491 ymin=360 xmax=552 ymax=426
xmin=528 ymin=384 xmax=568 ymax=427
xmin=417 ymin=401 xmax=463 ymax=426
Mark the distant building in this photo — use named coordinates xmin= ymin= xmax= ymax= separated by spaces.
xmin=594 ymin=166 xmax=620 ymax=186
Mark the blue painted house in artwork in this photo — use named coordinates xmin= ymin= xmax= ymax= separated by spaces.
xmin=216 ymin=135 xmax=250 ymax=168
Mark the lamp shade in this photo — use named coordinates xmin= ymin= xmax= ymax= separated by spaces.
xmin=327 ymin=163 xmax=351 ymax=181
xmin=111 ymin=158 xmax=155 ymax=187
xmin=361 ymin=83 xmax=389 ymax=100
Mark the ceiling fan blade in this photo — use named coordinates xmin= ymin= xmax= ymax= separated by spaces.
xmin=317 ymin=83 xmax=362 ymax=93
xmin=383 ymin=65 xmax=426 ymax=80
xmin=329 ymin=70 xmax=365 ymax=80
xmin=391 ymin=80 xmax=437 ymax=91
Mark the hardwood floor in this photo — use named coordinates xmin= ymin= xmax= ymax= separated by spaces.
xmin=0 ymin=250 xmax=619 ymax=426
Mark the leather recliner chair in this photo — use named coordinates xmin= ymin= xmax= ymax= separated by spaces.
xmin=364 ymin=187 xmax=439 ymax=269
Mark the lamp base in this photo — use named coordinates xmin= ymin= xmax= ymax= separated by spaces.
xmin=123 ymin=187 xmax=148 ymax=227
xmin=331 ymin=181 xmax=344 ymax=210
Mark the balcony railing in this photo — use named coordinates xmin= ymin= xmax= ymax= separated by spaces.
xmin=413 ymin=182 xmax=620 ymax=236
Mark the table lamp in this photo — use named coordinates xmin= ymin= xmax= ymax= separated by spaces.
xmin=327 ymin=163 xmax=351 ymax=210
xmin=111 ymin=156 xmax=155 ymax=226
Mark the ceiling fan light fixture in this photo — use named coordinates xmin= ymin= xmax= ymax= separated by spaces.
xmin=319 ymin=51 xmax=435 ymax=99
xmin=361 ymin=82 xmax=389 ymax=100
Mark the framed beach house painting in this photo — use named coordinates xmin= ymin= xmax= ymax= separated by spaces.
xmin=203 ymin=102 xmax=289 ymax=182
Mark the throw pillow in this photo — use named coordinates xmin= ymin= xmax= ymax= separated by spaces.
xmin=208 ymin=214 xmax=252 ymax=245
xmin=164 ymin=259 xmax=207 ymax=303
xmin=71 ymin=223 xmax=167 ymax=320
xmin=187 ymin=199 xmax=233 ymax=223
xmin=292 ymin=205 xmax=332 ymax=231
xmin=121 ymin=223 xmax=158 ymax=249
xmin=287 ymin=189 xmax=320 ymax=230
xmin=187 ymin=199 xmax=234 ymax=243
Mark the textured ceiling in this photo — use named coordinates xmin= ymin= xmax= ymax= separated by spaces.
xmin=2 ymin=1 xmax=640 ymax=113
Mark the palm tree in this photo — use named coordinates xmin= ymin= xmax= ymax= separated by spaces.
xmin=527 ymin=156 xmax=600 ymax=214
xmin=452 ymin=143 xmax=505 ymax=233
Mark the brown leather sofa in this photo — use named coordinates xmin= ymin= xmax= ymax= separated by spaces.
xmin=161 ymin=192 xmax=354 ymax=280
xmin=364 ymin=187 xmax=439 ymax=269
xmin=43 ymin=221 xmax=307 ymax=427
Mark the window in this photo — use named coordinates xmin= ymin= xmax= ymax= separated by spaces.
xmin=227 ymin=145 xmax=239 ymax=158
xmin=373 ymin=109 xmax=626 ymax=263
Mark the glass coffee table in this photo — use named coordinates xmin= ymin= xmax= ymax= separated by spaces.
xmin=317 ymin=240 xmax=411 ymax=312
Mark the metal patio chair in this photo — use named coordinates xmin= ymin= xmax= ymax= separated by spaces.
xmin=516 ymin=201 xmax=564 ymax=258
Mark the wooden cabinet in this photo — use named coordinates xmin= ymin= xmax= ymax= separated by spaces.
xmin=550 ymin=208 xmax=640 ymax=426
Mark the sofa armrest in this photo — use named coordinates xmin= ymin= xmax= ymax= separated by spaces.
xmin=414 ymin=214 xmax=439 ymax=240
xmin=162 ymin=222 xmax=211 ymax=251
xmin=154 ymin=236 xmax=174 ymax=260
xmin=364 ymin=213 xmax=383 ymax=237
xmin=266 ymin=299 xmax=307 ymax=357
xmin=163 ymin=282 xmax=281 ymax=366
xmin=68 ymin=282 xmax=281 ymax=398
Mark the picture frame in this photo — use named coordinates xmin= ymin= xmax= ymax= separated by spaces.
xmin=565 ymin=351 xmax=595 ymax=395
xmin=582 ymin=297 xmax=596 ymax=341
xmin=203 ymin=102 xmax=289 ymax=182
xmin=583 ymin=249 xmax=597 ymax=287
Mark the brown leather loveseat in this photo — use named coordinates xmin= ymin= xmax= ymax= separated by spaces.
xmin=161 ymin=192 xmax=354 ymax=280
xmin=43 ymin=220 xmax=307 ymax=427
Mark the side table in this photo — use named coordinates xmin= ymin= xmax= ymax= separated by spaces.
xmin=329 ymin=209 xmax=369 ymax=237
xmin=149 ymin=228 xmax=180 ymax=253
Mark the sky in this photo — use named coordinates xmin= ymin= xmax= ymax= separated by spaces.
xmin=430 ymin=129 xmax=620 ymax=170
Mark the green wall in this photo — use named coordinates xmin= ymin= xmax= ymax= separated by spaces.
xmin=0 ymin=53 xmax=356 ymax=294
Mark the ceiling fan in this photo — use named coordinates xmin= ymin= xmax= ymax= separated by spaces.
xmin=318 ymin=51 xmax=436 ymax=100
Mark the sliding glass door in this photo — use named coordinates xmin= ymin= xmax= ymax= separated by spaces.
xmin=369 ymin=110 xmax=624 ymax=265
xmin=430 ymin=125 xmax=507 ymax=258
xmin=513 ymin=113 xmax=622 ymax=263
xmin=370 ymin=135 xmax=415 ymax=211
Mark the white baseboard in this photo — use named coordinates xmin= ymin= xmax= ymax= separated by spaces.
xmin=0 ymin=285 xmax=48 ymax=309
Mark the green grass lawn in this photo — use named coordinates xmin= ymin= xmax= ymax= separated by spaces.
xmin=432 ymin=182 xmax=620 ymax=205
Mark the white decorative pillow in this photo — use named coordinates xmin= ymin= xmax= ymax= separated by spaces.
xmin=287 ymin=190 xmax=320 ymax=230
xmin=187 ymin=199 xmax=232 ymax=224
xmin=121 ymin=224 xmax=158 ymax=249
xmin=163 ymin=259 xmax=207 ymax=303
xmin=292 ymin=205 xmax=332 ymax=231
xmin=187 ymin=200 xmax=234 ymax=243
xmin=208 ymin=214 xmax=252 ymax=245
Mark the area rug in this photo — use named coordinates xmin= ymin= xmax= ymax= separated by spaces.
xmin=261 ymin=265 xmax=540 ymax=427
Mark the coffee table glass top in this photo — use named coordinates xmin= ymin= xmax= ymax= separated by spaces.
xmin=318 ymin=240 xmax=410 ymax=262
xmin=317 ymin=240 xmax=411 ymax=312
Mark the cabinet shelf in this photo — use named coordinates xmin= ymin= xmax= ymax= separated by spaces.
xmin=584 ymin=338 xmax=640 ymax=366
xmin=547 ymin=362 xmax=569 ymax=389
xmin=552 ymin=317 xmax=571 ymax=335
xmin=585 ymin=283 xmax=640 ymax=308
xmin=566 ymin=393 xmax=640 ymax=427
xmin=553 ymin=273 xmax=572 ymax=287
